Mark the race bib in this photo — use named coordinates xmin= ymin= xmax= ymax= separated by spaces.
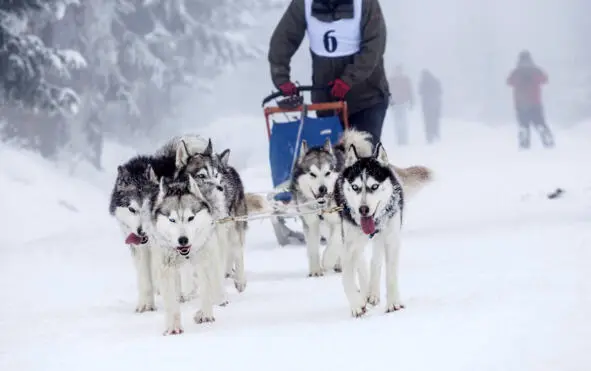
xmin=305 ymin=0 xmax=362 ymax=58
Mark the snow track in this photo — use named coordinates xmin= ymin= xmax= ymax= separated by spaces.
xmin=1 ymin=121 xmax=590 ymax=371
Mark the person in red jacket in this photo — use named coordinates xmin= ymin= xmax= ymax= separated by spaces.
xmin=507 ymin=50 xmax=555 ymax=149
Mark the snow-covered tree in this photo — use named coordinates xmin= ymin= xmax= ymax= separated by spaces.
xmin=0 ymin=0 xmax=87 ymax=160
xmin=0 ymin=0 xmax=85 ymax=114
xmin=1 ymin=0 xmax=281 ymax=167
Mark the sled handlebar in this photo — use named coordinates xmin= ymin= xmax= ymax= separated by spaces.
xmin=261 ymin=85 xmax=329 ymax=107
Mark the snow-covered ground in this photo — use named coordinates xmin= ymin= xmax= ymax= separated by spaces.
xmin=1 ymin=118 xmax=591 ymax=371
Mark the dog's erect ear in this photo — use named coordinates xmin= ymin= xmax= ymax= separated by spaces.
xmin=203 ymin=139 xmax=213 ymax=156
xmin=176 ymin=140 xmax=191 ymax=169
xmin=155 ymin=176 xmax=168 ymax=206
xmin=188 ymin=174 xmax=205 ymax=200
xmin=373 ymin=142 xmax=389 ymax=164
xmin=345 ymin=144 xmax=360 ymax=167
xmin=323 ymin=137 xmax=333 ymax=154
xmin=218 ymin=149 xmax=230 ymax=167
xmin=298 ymin=140 xmax=309 ymax=162
xmin=117 ymin=165 xmax=129 ymax=177
xmin=145 ymin=164 xmax=159 ymax=184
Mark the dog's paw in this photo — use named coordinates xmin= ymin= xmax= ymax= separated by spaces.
xmin=351 ymin=305 xmax=367 ymax=318
xmin=163 ymin=326 xmax=184 ymax=336
xmin=308 ymin=268 xmax=324 ymax=278
xmin=234 ymin=280 xmax=247 ymax=293
xmin=366 ymin=294 xmax=380 ymax=306
xmin=135 ymin=302 xmax=156 ymax=313
xmin=178 ymin=294 xmax=194 ymax=303
xmin=385 ymin=302 xmax=405 ymax=313
xmin=194 ymin=310 xmax=215 ymax=324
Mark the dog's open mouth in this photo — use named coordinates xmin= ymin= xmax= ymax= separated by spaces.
xmin=360 ymin=216 xmax=376 ymax=235
xmin=125 ymin=233 xmax=149 ymax=245
xmin=316 ymin=197 xmax=326 ymax=205
xmin=176 ymin=246 xmax=192 ymax=256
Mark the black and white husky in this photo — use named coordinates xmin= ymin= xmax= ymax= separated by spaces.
xmin=334 ymin=142 xmax=405 ymax=317
xmin=109 ymin=153 xmax=174 ymax=313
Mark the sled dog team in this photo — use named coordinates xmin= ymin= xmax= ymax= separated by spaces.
xmin=109 ymin=129 xmax=432 ymax=335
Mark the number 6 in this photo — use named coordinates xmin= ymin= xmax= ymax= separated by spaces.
xmin=323 ymin=30 xmax=337 ymax=53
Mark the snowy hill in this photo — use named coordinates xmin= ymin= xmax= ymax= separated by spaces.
xmin=1 ymin=119 xmax=591 ymax=371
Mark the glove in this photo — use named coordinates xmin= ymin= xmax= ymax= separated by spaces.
xmin=329 ymin=79 xmax=351 ymax=100
xmin=278 ymin=81 xmax=298 ymax=96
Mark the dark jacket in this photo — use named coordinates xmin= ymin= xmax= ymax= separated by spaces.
xmin=418 ymin=70 xmax=442 ymax=110
xmin=268 ymin=0 xmax=390 ymax=114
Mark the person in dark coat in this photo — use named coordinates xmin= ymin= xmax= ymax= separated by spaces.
xmin=506 ymin=50 xmax=554 ymax=149
xmin=389 ymin=64 xmax=414 ymax=145
xmin=267 ymin=0 xmax=390 ymax=146
xmin=418 ymin=69 xmax=442 ymax=144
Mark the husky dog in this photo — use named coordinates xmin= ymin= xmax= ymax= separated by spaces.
xmin=109 ymin=153 xmax=174 ymax=313
xmin=334 ymin=142 xmax=405 ymax=317
xmin=109 ymin=134 xmax=212 ymax=313
xmin=289 ymin=128 xmax=433 ymax=277
xmin=175 ymin=139 xmax=257 ymax=296
xmin=147 ymin=172 xmax=221 ymax=335
xmin=216 ymin=148 xmax=249 ymax=291
xmin=289 ymin=129 xmax=373 ymax=277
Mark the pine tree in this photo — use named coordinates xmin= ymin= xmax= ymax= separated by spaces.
xmin=0 ymin=0 xmax=85 ymax=114
xmin=0 ymin=0 xmax=86 ymax=159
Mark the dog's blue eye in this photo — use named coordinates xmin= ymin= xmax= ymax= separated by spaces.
xmin=188 ymin=216 xmax=195 ymax=222
xmin=128 ymin=207 xmax=136 ymax=214
xmin=351 ymin=184 xmax=360 ymax=192
xmin=198 ymin=173 xmax=207 ymax=179
xmin=370 ymin=184 xmax=379 ymax=191
xmin=169 ymin=217 xmax=176 ymax=223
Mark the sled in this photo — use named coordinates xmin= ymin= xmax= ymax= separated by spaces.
xmin=262 ymin=85 xmax=350 ymax=246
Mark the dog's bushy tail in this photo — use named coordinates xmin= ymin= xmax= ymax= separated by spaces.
xmin=339 ymin=129 xmax=373 ymax=157
xmin=391 ymin=165 xmax=434 ymax=198
xmin=244 ymin=193 xmax=268 ymax=214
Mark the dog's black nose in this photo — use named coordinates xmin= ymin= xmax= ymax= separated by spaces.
xmin=137 ymin=226 xmax=144 ymax=236
xmin=359 ymin=205 xmax=370 ymax=216
xmin=318 ymin=185 xmax=327 ymax=195
xmin=178 ymin=236 xmax=189 ymax=246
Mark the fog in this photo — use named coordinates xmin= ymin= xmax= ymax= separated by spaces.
xmin=0 ymin=0 xmax=587 ymax=168
xmin=187 ymin=0 xmax=585 ymax=128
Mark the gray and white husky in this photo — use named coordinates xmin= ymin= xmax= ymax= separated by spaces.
xmin=175 ymin=139 xmax=257 ymax=297
xmin=333 ymin=142 xmax=405 ymax=317
xmin=109 ymin=153 xmax=174 ymax=313
xmin=146 ymin=173 xmax=222 ymax=335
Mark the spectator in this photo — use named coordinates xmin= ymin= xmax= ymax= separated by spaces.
xmin=389 ymin=65 xmax=413 ymax=145
xmin=506 ymin=50 xmax=555 ymax=149
xmin=418 ymin=69 xmax=442 ymax=144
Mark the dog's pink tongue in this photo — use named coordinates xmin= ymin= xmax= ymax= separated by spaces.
xmin=125 ymin=233 xmax=142 ymax=245
xmin=360 ymin=217 xmax=376 ymax=235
